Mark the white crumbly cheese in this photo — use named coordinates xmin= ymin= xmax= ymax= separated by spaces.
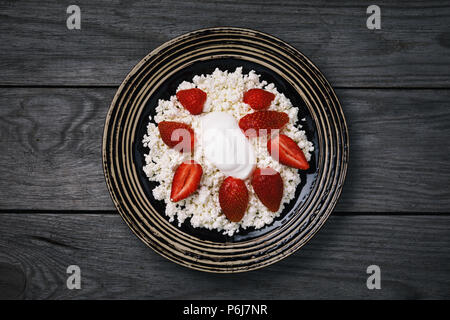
xmin=142 ymin=67 xmax=314 ymax=236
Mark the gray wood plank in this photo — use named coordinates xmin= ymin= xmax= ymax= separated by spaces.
xmin=0 ymin=213 xmax=448 ymax=299
xmin=337 ymin=88 xmax=450 ymax=212
xmin=0 ymin=0 xmax=449 ymax=87
xmin=0 ymin=88 xmax=449 ymax=212
xmin=0 ymin=88 xmax=111 ymax=210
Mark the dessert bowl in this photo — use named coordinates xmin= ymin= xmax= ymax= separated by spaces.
xmin=102 ymin=27 xmax=349 ymax=272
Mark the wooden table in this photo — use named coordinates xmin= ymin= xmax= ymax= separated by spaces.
xmin=0 ymin=0 xmax=449 ymax=299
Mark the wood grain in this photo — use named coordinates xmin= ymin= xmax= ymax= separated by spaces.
xmin=0 ymin=0 xmax=448 ymax=87
xmin=0 ymin=88 xmax=449 ymax=212
xmin=0 ymin=88 xmax=111 ymax=210
xmin=0 ymin=213 xmax=448 ymax=299
xmin=337 ymin=88 xmax=450 ymax=212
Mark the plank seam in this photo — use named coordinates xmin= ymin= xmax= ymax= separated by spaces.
xmin=0 ymin=210 xmax=449 ymax=216
xmin=0 ymin=85 xmax=450 ymax=90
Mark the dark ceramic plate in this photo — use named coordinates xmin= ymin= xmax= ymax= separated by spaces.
xmin=103 ymin=27 xmax=349 ymax=273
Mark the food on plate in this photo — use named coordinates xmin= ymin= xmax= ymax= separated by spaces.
xmin=201 ymin=111 xmax=256 ymax=180
xmin=243 ymin=88 xmax=275 ymax=110
xmin=268 ymin=134 xmax=310 ymax=170
xmin=176 ymin=88 xmax=207 ymax=115
xmin=219 ymin=176 xmax=249 ymax=222
xmin=251 ymin=167 xmax=284 ymax=212
xmin=238 ymin=110 xmax=289 ymax=138
xmin=158 ymin=121 xmax=195 ymax=153
xmin=142 ymin=67 xmax=314 ymax=235
xmin=170 ymin=160 xmax=203 ymax=202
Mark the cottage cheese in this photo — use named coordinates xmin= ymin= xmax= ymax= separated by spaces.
xmin=142 ymin=67 xmax=314 ymax=236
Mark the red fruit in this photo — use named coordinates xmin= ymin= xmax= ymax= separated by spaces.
xmin=267 ymin=134 xmax=310 ymax=170
xmin=238 ymin=111 xmax=289 ymax=138
xmin=219 ymin=177 xmax=249 ymax=222
xmin=243 ymin=88 xmax=275 ymax=110
xmin=170 ymin=160 xmax=203 ymax=202
xmin=158 ymin=121 xmax=194 ymax=153
xmin=176 ymin=88 xmax=207 ymax=115
xmin=251 ymin=167 xmax=284 ymax=212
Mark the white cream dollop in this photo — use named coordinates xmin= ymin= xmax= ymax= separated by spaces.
xmin=201 ymin=112 xmax=256 ymax=179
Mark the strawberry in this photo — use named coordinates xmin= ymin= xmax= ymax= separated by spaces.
xmin=176 ymin=88 xmax=207 ymax=115
xmin=267 ymin=134 xmax=310 ymax=170
xmin=243 ymin=88 xmax=275 ymax=110
xmin=238 ymin=111 xmax=289 ymax=138
xmin=251 ymin=167 xmax=284 ymax=212
xmin=219 ymin=177 xmax=249 ymax=222
xmin=170 ymin=160 xmax=203 ymax=202
xmin=158 ymin=121 xmax=194 ymax=153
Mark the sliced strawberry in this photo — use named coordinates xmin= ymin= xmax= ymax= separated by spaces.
xmin=219 ymin=177 xmax=249 ymax=222
xmin=267 ymin=134 xmax=310 ymax=170
xmin=238 ymin=111 xmax=289 ymax=138
xmin=176 ymin=88 xmax=207 ymax=115
xmin=243 ymin=88 xmax=275 ymax=110
xmin=170 ymin=160 xmax=203 ymax=202
xmin=158 ymin=121 xmax=194 ymax=153
xmin=251 ymin=167 xmax=284 ymax=212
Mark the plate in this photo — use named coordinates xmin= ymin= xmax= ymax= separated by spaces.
xmin=102 ymin=27 xmax=349 ymax=273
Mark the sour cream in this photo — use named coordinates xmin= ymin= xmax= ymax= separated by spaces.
xmin=201 ymin=112 xmax=256 ymax=179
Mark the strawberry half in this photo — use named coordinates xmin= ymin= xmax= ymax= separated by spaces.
xmin=219 ymin=177 xmax=249 ymax=222
xmin=176 ymin=88 xmax=207 ymax=115
xmin=251 ymin=167 xmax=284 ymax=212
xmin=170 ymin=160 xmax=203 ymax=202
xmin=238 ymin=111 xmax=289 ymax=138
xmin=158 ymin=121 xmax=194 ymax=153
xmin=267 ymin=134 xmax=310 ymax=170
xmin=243 ymin=88 xmax=275 ymax=110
